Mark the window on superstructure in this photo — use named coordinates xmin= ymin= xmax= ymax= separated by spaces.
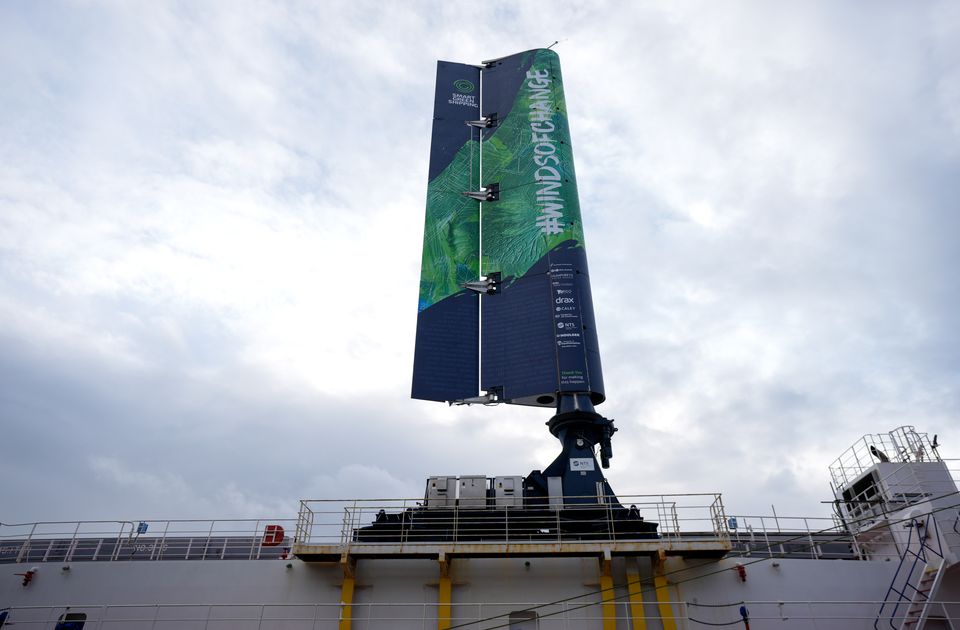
xmin=509 ymin=610 xmax=538 ymax=630
xmin=54 ymin=612 xmax=86 ymax=629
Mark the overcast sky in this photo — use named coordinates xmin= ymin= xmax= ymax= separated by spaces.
xmin=1 ymin=1 xmax=958 ymax=527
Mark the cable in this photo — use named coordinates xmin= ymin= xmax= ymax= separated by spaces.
xmin=442 ymin=491 xmax=960 ymax=630
xmin=686 ymin=617 xmax=746 ymax=627
xmin=661 ymin=491 xmax=960 ymax=592
xmin=443 ymin=491 xmax=960 ymax=630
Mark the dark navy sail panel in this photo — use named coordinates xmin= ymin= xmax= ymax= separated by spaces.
xmin=412 ymin=62 xmax=481 ymax=402
xmin=412 ymin=291 xmax=479 ymax=402
xmin=481 ymin=244 xmax=604 ymax=407
xmin=428 ymin=61 xmax=482 ymax=181
xmin=479 ymin=49 xmax=605 ymax=407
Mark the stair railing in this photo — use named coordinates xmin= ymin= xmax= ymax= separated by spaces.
xmin=874 ymin=514 xmax=944 ymax=630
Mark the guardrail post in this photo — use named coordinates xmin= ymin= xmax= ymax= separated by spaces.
xmin=671 ymin=501 xmax=680 ymax=540
xmin=504 ymin=506 xmax=509 ymax=542
xmin=296 ymin=500 xmax=305 ymax=544
xmin=157 ymin=521 xmax=170 ymax=561
xmin=202 ymin=520 xmax=216 ymax=560
xmin=556 ymin=504 xmax=561 ymax=543
xmin=453 ymin=504 xmax=459 ymax=544
xmin=111 ymin=522 xmax=128 ymax=561
xmin=250 ymin=519 xmax=261 ymax=560
xmin=17 ymin=523 xmax=37 ymax=563
xmin=66 ymin=521 xmax=82 ymax=563
xmin=605 ymin=495 xmax=614 ymax=541
xmin=806 ymin=518 xmax=818 ymax=559
xmin=351 ymin=501 xmax=359 ymax=544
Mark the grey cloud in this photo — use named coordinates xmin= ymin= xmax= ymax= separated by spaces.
xmin=1 ymin=1 xmax=958 ymax=525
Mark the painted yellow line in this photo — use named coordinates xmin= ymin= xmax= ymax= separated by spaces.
xmin=626 ymin=560 xmax=647 ymax=630
xmin=338 ymin=575 xmax=355 ymax=630
xmin=654 ymin=572 xmax=676 ymax=630
xmin=599 ymin=555 xmax=617 ymax=630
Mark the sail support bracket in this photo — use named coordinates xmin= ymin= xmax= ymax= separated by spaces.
xmin=480 ymin=55 xmax=508 ymax=67
xmin=465 ymin=113 xmax=498 ymax=129
xmin=450 ymin=390 xmax=501 ymax=406
xmin=461 ymin=183 xmax=500 ymax=201
xmin=462 ymin=272 xmax=500 ymax=295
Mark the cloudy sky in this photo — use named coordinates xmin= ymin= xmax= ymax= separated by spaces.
xmin=1 ymin=1 xmax=958 ymax=527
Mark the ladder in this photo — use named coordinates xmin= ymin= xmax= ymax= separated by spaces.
xmin=900 ymin=557 xmax=946 ymax=629
xmin=875 ymin=514 xmax=946 ymax=630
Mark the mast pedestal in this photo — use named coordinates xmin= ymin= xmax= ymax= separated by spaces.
xmin=525 ymin=394 xmax=619 ymax=507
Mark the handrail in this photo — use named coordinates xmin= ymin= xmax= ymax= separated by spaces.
xmin=294 ymin=493 xmax=730 ymax=548
xmin=874 ymin=513 xmax=946 ymax=629
xmin=829 ymin=426 xmax=943 ymax=490
xmin=4 ymin=503 xmax=864 ymax=561
xmin=4 ymin=600 xmax=960 ymax=628
xmin=1 ymin=518 xmax=298 ymax=565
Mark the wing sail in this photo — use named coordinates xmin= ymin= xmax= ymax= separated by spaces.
xmin=413 ymin=51 xmax=605 ymax=408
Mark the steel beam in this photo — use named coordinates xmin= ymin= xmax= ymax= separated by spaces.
xmin=626 ymin=558 xmax=647 ymax=630
xmin=599 ymin=549 xmax=617 ymax=630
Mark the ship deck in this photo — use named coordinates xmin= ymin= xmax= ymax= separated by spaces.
xmin=293 ymin=536 xmax=732 ymax=562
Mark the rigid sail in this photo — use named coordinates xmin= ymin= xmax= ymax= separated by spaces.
xmin=412 ymin=49 xmax=604 ymax=409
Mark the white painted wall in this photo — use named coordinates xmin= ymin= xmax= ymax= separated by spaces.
xmin=670 ymin=555 xmax=898 ymax=629
xmin=0 ymin=554 xmax=912 ymax=629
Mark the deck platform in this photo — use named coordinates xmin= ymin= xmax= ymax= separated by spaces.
xmin=293 ymin=537 xmax=732 ymax=562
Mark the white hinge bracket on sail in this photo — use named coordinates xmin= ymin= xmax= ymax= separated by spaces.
xmin=481 ymin=55 xmax=508 ymax=67
xmin=465 ymin=113 xmax=498 ymax=129
xmin=450 ymin=390 xmax=501 ymax=406
xmin=449 ymin=387 xmax=503 ymax=405
xmin=461 ymin=183 xmax=500 ymax=201
xmin=462 ymin=273 xmax=500 ymax=295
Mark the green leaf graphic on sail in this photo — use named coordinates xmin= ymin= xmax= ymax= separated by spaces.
xmin=418 ymin=141 xmax=480 ymax=311
xmin=481 ymin=49 xmax=585 ymax=282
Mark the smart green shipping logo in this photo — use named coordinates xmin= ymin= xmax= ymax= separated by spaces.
xmin=454 ymin=79 xmax=475 ymax=93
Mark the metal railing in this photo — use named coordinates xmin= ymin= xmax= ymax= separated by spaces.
xmin=875 ymin=512 xmax=947 ymax=629
xmin=294 ymin=493 xmax=729 ymax=547
xmin=829 ymin=426 xmax=943 ymax=490
xmin=2 ymin=505 xmax=895 ymax=564
xmin=3 ymin=599 xmax=959 ymax=629
xmin=0 ymin=518 xmax=296 ymax=565
xmin=723 ymin=513 xmax=859 ymax=559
